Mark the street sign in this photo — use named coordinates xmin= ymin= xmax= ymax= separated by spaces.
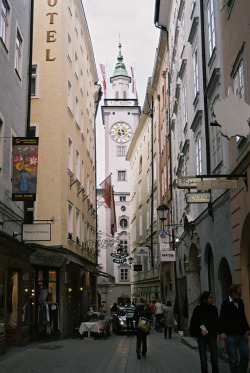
xmin=185 ymin=192 xmax=211 ymax=203
xmin=196 ymin=179 xmax=237 ymax=191
xmin=133 ymin=265 xmax=142 ymax=271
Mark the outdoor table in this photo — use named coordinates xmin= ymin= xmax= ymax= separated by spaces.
xmin=79 ymin=320 xmax=105 ymax=340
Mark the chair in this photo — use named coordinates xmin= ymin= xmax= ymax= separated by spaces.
xmin=72 ymin=323 xmax=83 ymax=339
xmin=99 ymin=319 xmax=111 ymax=339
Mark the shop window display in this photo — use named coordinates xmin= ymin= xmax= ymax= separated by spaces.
xmin=6 ymin=271 xmax=19 ymax=328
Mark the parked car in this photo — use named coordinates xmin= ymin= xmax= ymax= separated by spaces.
xmin=112 ymin=307 xmax=135 ymax=335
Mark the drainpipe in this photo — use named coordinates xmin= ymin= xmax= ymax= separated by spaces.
xmin=150 ymin=96 xmax=155 ymax=268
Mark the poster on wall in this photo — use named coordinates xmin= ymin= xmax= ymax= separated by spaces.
xmin=12 ymin=137 xmax=39 ymax=201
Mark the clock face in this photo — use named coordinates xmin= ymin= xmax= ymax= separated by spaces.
xmin=110 ymin=122 xmax=132 ymax=143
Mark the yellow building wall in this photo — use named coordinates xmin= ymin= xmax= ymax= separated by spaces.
xmin=31 ymin=0 xmax=98 ymax=261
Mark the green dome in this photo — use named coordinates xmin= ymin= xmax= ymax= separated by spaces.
xmin=113 ymin=43 xmax=129 ymax=77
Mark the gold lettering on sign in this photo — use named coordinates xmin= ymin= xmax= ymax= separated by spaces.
xmin=46 ymin=30 xmax=57 ymax=42
xmin=46 ymin=49 xmax=56 ymax=61
xmin=47 ymin=0 xmax=57 ymax=6
xmin=46 ymin=12 xmax=58 ymax=24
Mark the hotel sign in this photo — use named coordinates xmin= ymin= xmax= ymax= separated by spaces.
xmin=23 ymin=224 xmax=51 ymax=241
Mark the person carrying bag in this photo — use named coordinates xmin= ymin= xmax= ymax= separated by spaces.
xmin=134 ymin=297 xmax=151 ymax=359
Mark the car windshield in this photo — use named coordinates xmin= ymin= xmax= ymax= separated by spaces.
xmin=117 ymin=307 xmax=126 ymax=316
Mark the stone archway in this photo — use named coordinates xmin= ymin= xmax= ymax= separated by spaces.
xmin=218 ymin=257 xmax=232 ymax=301
xmin=204 ymin=244 xmax=215 ymax=301
xmin=240 ymin=213 xmax=250 ymax=316
xmin=185 ymin=243 xmax=201 ymax=320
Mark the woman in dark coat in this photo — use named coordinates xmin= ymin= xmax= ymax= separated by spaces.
xmin=134 ymin=297 xmax=151 ymax=359
xmin=189 ymin=291 xmax=219 ymax=373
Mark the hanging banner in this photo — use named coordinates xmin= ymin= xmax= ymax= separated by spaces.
xmin=12 ymin=137 xmax=39 ymax=201
xmin=158 ymin=230 xmax=170 ymax=251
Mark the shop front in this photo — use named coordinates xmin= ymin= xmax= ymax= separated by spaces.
xmin=0 ymin=232 xmax=34 ymax=355
xmin=29 ymin=244 xmax=100 ymax=339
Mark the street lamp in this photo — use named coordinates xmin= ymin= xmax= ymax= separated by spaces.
xmin=156 ymin=203 xmax=169 ymax=229
xmin=128 ymin=257 xmax=133 ymax=265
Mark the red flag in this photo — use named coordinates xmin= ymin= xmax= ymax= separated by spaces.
xmin=130 ymin=66 xmax=135 ymax=93
xmin=110 ymin=187 xmax=117 ymax=236
xmin=100 ymin=174 xmax=111 ymax=208
xmin=100 ymin=63 xmax=107 ymax=99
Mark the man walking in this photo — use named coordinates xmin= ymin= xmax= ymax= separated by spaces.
xmin=124 ymin=299 xmax=135 ymax=336
xmin=218 ymin=284 xmax=250 ymax=373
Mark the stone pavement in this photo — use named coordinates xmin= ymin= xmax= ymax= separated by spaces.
xmin=0 ymin=330 xmax=230 ymax=373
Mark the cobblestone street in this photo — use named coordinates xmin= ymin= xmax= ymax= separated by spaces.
xmin=0 ymin=330 xmax=230 ymax=373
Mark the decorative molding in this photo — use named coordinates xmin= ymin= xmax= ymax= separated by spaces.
xmin=188 ymin=17 xmax=199 ymax=45
xmin=190 ymin=110 xmax=203 ymax=133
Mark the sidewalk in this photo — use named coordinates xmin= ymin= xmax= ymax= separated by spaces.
xmin=0 ymin=329 xmax=230 ymax=373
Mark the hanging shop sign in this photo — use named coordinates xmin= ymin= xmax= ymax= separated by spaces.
xmin=23 ymin=223 xmax=51 ymax=241
xmin=177 ymin=176 xmax=219 ymax=189
xmin=113 ymin=258 xmax=127 ymax=264
xmin=12 ymin=137 xmax=39 ymax=201
xmin=161 ymin=250 xmax=176 ymax=262
xmin=136 ymin=247 xmax=149 ymax=256
xmin=111 ymin=252 xmax=129 ymax=259
xmin=196 ymin=179 xmax=237 ymax=191
xmin=185 ymin=192 xmax=211 ymax=204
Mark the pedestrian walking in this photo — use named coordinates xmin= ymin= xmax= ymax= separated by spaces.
xmin=124 ymin=299 xmax=135 ymax=336
xmin=189 ymin=291 xmax=219 ymax=373
xmin=154 ymin=299 xmax=164 ymax=331
xmin=164 ymin=301 xmax=175 ymax=339
xmin=218 ymin=284 xmax=250 ymax=373
xmin=150 ymin=300 xmax=156 ymax=327
xmin=134 ymin=297 xmax=151 ymax=359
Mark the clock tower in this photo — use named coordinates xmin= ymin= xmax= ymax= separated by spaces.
xmin=101 ymin=43 xmax=140 ymax=300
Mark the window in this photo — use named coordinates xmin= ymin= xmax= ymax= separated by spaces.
xmin=81 ymin=159 xmax=84 ymax=185
xmin=31 ymin=64 xmax=38 ymax=96
xmin=0 ymin=0 xmax=9 ymax=45
xmin=207 ymin=0 xmax=216 ymax=58
xmin=68 ymin=138 xmax=73 ymax=171
xmin=117 ymin=145 xmax=126 ymax=156
xmin=196 ymin=138 xmax=202 ymax=175
xmin=120 ymin=218 xmax=128 ymax=229
xmin=68 ymin=80 xmax=72 ymax=111
xmin=212 ymin=125 xmax=222 ymax=169
xmin=76 ymin=209 xmax=80 ymax=243
xmin=193 ymin=49 xmax=199 ymax=97
xmin=15 ymin=29 xmax=22 ymax=76
xmin=75 ymin=10 xmax=78 ymax=34
xmin=120 ymin=196 xmax=126 ymax=202
xmin=118 ymin=170 xmax=126 ymax=181
xmin=75 ymin=52 xmax=78 ymax=79
xmin=120 ymin=268 xmax=128 ymax=281
xmin=183 ymin=84 xmax=188 ymax=126
xmin=75 ymin=149 xmax=80 ymax=179
xmin=80 ymin=110 xmax=84 ymax=134
xmin=68 ymin=202 xmax=73 ymax=237
xmin=67 ymin=33 xmax=72 ymax=62
xmin=120 ymin=240 xmax=128 ymax=252
xmin=75 ymin=96 xmax=79 ymax=126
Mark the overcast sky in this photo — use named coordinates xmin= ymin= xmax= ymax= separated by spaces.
xmin=82 ymin=0 xmax=160 ymax=183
